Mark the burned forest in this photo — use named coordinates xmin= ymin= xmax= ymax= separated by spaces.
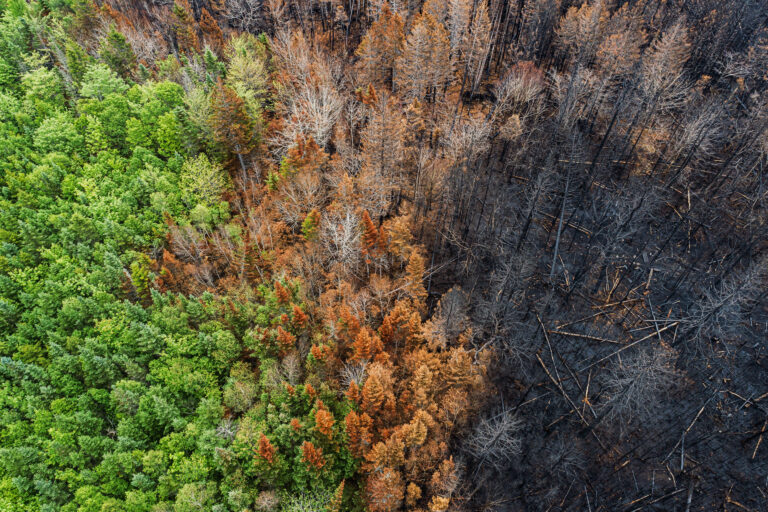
xmin=0 ymin=0 xmax=766 ymax=510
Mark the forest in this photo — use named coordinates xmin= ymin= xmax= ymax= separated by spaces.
xmin=0 ymin=0 xmax=766 ymax=510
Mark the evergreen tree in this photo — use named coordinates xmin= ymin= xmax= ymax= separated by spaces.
xmin=172 ymin=0 xmax=201 ymax=54
xmin=210 ymin=79 xmax=254 ymax=171
xmin=355 ymin=4 xmax=405 ymax=88
xmin=199 ymin=8 xmax=224 ymax=54
xmin=301 ymin=209 xmax=321 ymax=241
xmin=395 ymin=13 xmax=452 ymax=102
xmin=100 ymin=25 xmax=136 ymax=79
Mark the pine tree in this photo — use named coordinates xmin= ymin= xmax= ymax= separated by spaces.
xmin=210 ymin=79 xmax=253 ymax=171
xmin=356 ymin=83 xmax=380 ymax=107
xmin=282 ymin=136 xmax=327 ymax=175
xmin=358 ymin=93 xmax=405 ymax=218
xmin=301 ymin=441 xmax=326 ymax=469
xmin=328 ymin=480 xmax=345 ymax=512
xmin=291 ymin=304 xmax=309 ymax=330
xmin=355 ymin=4 xmax=405 ymax=88
xmin=226 ymin=33 xmax=270 ymax=118
xmin=338 ymin=305 xmax=362 ymax=343
xmin=305 ymin=382 xmax=318 ymax=401
xmin=71 ymin=0 xmax=100 ymax=38
xmin=361 ymin=363 xmax=395 ymax=417
xmin=406 ymin=482 xmax=422 ymax=507
xmin=100 ymin=25 xmax=136 ymax=79
xmin=130 ymin=255 xmax=153 ymax=307
xmin=447 ymin=0 xmax=471 ymax=57
xmin=172 ymin=0 xmax=201 ymax=54
xmin=595 ymin=6 xmax=647 ymax=79
xmin=276 ymin=325 xmax=296 ymax=351
xmin=402 ymin=412 xmax=429 ymax=447
xmin=361 ymin=210 xmax=380 ymax=263
xmin=345 ymin=410 xmax=373 ymax=458
xmin=199 ymin=8 xmax=224 ymax=54
xmin=346 ymin=380 xmax=361 ymax=404
xmin=464 ymin=0 xmax=492 ymax=94
xmin=352 ymin=327 xmax=384 ymax=362
xmin=395 ymin=13 xmax=452 ymax=102
xmin=274 ymin=280 xmax=291 ymax=303
xmin=314 ymin=401 xmax=335 ymax=438
xmin=444 ymin=347 xmax=474 ymax=387
xmin=556 ymin=0 xmax=609 ymax=63
xmin=379 ymin=299 xmax=423 ymax=349
xmin=429 ymin=458 xmax=457 ymax=497
xmin=422 ymin=0 xmax=449 ymax=25
xmin=365 ymin=436 xmax=405 ymax=472
xmin=429 ymin=496 xmax=451 ymax=512
xmin=411 ymin=363 xmax=433 ymax=408
xmin=640 ymin=22 xmax=691 ymax=111
xmin=404 ymin=251 xmax=428 ymax=304
xmin=366 ymin=468 xmax=405 ymax=512
xmin=383 ymin=215 xmax=413 ymax=261
xmin=301 ymin=209 xmax=321 ymax=241
xmin=256 ymin=433 xmax=276 ymax=464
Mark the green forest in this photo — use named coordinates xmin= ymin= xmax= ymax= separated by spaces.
xmin=0 ymin=0 xmax=766 ymax=510
xmin=0 ymin=4 xmax=353 ymax=512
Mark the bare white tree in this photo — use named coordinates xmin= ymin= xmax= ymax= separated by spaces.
xmin=640 ymin=21 xmax=691 ymax=112
xmin=216 ymin=418 xmax=239 ymax=441
xmin=271 ymin=70 xmax=345 ymax=154
xmin=170 ymin=224 xmax=207 ymax=264
xmin=598 ymin=344 xmax=679 ymax=429
xmin=270 ymin=30 xmax=346 ymax=155
xmin=274 ymin=169 xmax=324 ymax=228
xmin=446 ymin=113 xmax=492 ymax=163
xmin=254 ymin=490 xmax=280 ymax=511
xmin=226 ymin=0 xmax=264 ymax=33
xmin=550 ymin=66 xmax=599 ymax=132
xmin=321 ymin=207 xmax=362 ymax=271
xmin=686 ymin=257 xmax=767 ymax=349
xmin=279 ymin=490 xmax=333 ymax=512
xmin=466 ymin=409 xmax=524 ymax=471
xmin=294 ymin=79 xmax=345 ymax=148
xmin=122 ymin=26 xmax=167 ymax=65
xmin=340 ymin=361 xmax=368 ymax=390
xmin=493 ymin=65 xmax=546 ymax=124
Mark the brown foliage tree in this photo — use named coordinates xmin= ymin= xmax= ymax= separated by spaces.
xmin=352 ymin=327 xmax=384 ymax=362
xmin=345 ymin=410 xmax=374 ymax=458
xmin=301 ymin=441 xmax=326 ymax=470
xmin=356 ymin=4 xmax=405 ymax=87
xmin=404 ymin=251 xmax=428 ymax=304
xmin=256 ymin=433 xmax=276 ymax=464
xmin=172 ymin=0 xmax=200 ymax=54
xmin=366 ymin=467 xmax=405 ymax=512
xmin=199 ymin=8 xmax=224 ymax=54
xmin=314 ymin=401 xmax=335 ymax=438
xmin=361 ymin=210 xmax=380 ymax=263
xmin=274 ymin=280 xmax=291 ymax=304
xmin=291 ymin=304 xmax=308 ymax=330
xmin=395 ymin=13 xmax=452 ymax=102
xmin=329 ymin=480 xmax=344 ymax=512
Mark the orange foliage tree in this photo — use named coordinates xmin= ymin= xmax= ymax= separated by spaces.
xmin=301 ymin=441 xmax=326 ymax=470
